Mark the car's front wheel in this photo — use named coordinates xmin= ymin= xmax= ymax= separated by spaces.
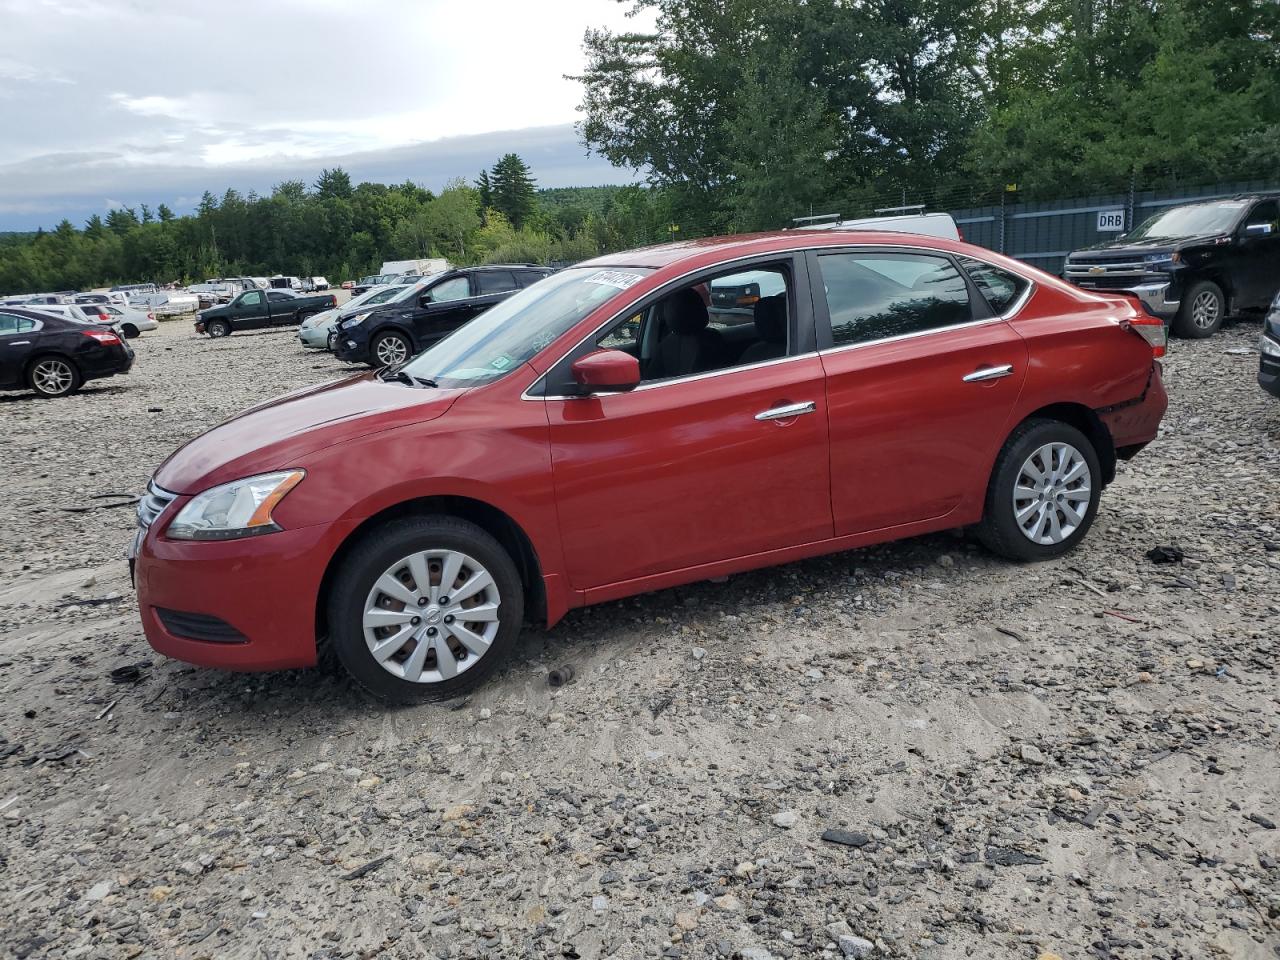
xmin=1172 ymin=280 xmax=1225 ymax=339
xmin=206 ymin=319 xmax=231 ymax=338
xmin=977 ymin=418 xmax=1102 ymax=562
xmin=326 ymin=516 xmax=524 ymax=703
xmin=371 ymin=330 xmax=411 ymax=367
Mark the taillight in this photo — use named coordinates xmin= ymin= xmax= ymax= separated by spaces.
xmin=83 ymin=329 xmax=122 ymax=346
xmin=1122 ymin=314 xmax=1166 ymax=359
xmin=147 ymin=312 xmax=155 ymax=321
xmin=330 ymin=295 xmax=337 ymax=307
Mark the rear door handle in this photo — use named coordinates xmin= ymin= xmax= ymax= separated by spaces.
xmin=963 ymin=364 xmax=1014 ymax=383
xmin=755 ymin=401 xmax=816 ymax=421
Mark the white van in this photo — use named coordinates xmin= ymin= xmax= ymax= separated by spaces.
xmin=793 ymin=212 xmax=960 ymax=240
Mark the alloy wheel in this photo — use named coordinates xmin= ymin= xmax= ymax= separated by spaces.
xmin=32 ymin=359 xmax=74 ymax=395
xmin=375 ymin=335 xmax=409 ymax=366
xmin=1190 ymin=290 xmax=1220 ymax=330
xmin=1012 ymin=442 xmax=1092 ymax=545
xmin=361 ymin=549 xmax=501 ymax=684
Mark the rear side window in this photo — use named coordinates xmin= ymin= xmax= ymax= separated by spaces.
xmin=267 ymin=291 xmax=292 ymax=302
xmin=957 ymin=256 xmax=1029 ymax=314
xmin=818 ymin=252 xmax=973 ymax=346
xmin=517 ymin=270 xmax=549 ymax=287
xmin=476 ymin=271 xmax=516 ymax=294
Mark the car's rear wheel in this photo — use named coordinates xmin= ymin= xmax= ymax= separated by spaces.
xmin=1172 ymin=280 xmax=1224 ymax=339
xmin=326 ymin=516 xmax=524 ymax=703
xmin=977 ymin=418 xmax=1101 ymax=561
xmin=120 ymin=323 xmax=139 ymax=339
xmin=27 ymin=355 xmax=82 ymax=398
xmin=207 ymin=319 xmax=231 ymax=338
xmin=372 ymin=330 xmax=411 ymax=367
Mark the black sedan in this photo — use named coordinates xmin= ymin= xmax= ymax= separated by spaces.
xmin=1261 ymin=291 xmax=1280 ymax=398
xmin=0 ymin=307 xmax=134 ymax=398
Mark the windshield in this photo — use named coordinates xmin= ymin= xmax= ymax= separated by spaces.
xmin=402 ymin=266 xmax=651 ymax=388
xmin=1126 ymin=201 xmax=1247 ymax=240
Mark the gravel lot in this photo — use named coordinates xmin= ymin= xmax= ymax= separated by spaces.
xmin=1 ymin=315 xmax=1278 ymax=960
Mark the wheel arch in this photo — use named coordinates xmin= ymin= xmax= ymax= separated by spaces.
xmin=315 ymin=494 xmax=546 ymax=646
xmin=25 ymin=350 xmax=80 ymax=380
xmin=1002 ymin=402 xmax=1116 ymax=487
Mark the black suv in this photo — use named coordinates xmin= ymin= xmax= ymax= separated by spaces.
xmin=1063 ymin=195 xmax=1280 ymax=338
xmin=332 ymin=265 xmax=553 ymax=366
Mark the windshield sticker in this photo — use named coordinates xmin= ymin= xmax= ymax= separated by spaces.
xmin=489 ymin=355 xmax=513 ymax=370
xmin=583 ymin=270 xmax=645 ymax=290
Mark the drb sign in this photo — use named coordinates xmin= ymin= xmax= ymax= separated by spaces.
xmin=1097 ymin=210 xmax=1126 ymax=232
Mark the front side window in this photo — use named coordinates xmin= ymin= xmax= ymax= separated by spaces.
xmin=427 ymin=276 xmax=471 ymax=303
xmin=590 ymin=263 xmax=792 ymax=383
xmin=958 ymin=256 xmax=1029 ymax=314
xmin=1244 ymin=201 xmax=1279 ymax=235
xmin=240 ymin=291 xmax=263 ymax=307
xmin=818 ymin=252 xmax=972 ymax=346
xmin=402 ymin=266 xmax=652 ymax=388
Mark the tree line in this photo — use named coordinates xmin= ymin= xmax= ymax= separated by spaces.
xmin=0 ymin=159 xmax=675 ymax=296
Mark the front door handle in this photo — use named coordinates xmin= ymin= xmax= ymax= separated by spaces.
xmin=755 ymin=400 xmax=816 ymax=421
xmin=963 ymin=364 xmax=1014 ymax=383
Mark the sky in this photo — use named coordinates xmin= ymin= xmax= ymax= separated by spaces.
xmin=0 ymin=0 xmax=650 ymax=230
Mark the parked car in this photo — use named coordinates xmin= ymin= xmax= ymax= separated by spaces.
xmin=310 ymin=276 xmax=330 ymax=291
xmin=269 ymin=276 xmax=304 ymax=291
xmin=29 ymin=301 xmax=127 ymax=332
xmin=187 ymin=282 xmax=238 ymax=308
xmin=131 ymin=231 xmax=1167 ymax=702
xmin=1259 ymin=290 xmax=1280 ymax=399
xmin=194 ymin=288 xmax=338 ymax=337
xmin=298 ymin=284 xmax=407 ymax=350
xmin=111 ymin=283 xmax=158 ymax=298
xmin=382 ymin=258 xmax=449 ymax=279
xmin=352 ymin=274 xmax=401 ymax=296
xmin=0 ymin=306 xmax=134 ymax=397
xmin=74 ymin=292 xmax=131 ymax=308
xmin=98 ymin=303 xmax=159 ymax=338
xmin=332 ymin=265 xmax=554 ymax=366
xmin=1063 ymin=194 xmax=1280 ymax=338
xmin=341 ymin=280 xmax=356 ymax=290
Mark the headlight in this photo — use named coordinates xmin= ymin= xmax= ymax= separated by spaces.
xmin=345 ymin=311 xmax=373 ymax=327
xmin=1261 ymin=336 xmax=1280 ymax=358
xmin=1143 ymin=253 xmax=1179 ymax=269
xmin=166 ymin=470 xmax=305 ymax=541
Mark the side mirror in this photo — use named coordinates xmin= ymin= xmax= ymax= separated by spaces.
xmin=418 ymin=294 xmax=433 ymax=307
xmin=1243 ymin=222 xmax=1273 ymax=238
xmin=571 ymin=349 xmax=641 ymax=393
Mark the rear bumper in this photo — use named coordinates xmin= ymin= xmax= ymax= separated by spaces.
xmin=1099 ymin=361 xmax=1168 ymax=452
xmin=81 ymin=345 xmax=134 ymax=380
xmin=135 ymin=519 xmax=356 ymax=671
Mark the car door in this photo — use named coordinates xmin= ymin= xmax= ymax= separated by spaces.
xmin=0 ymin=313 xmax=41 ymax=387
xmin=266 ymin=291 xmax=298 ymax=326
xmin=541 ymin=255 xmax=833 ymax=593
xmin=232 ymin=290 xmax=268 ymax=330
xmin=410 ymin=274 xmax=479 ymax=346
xmin=1237 ymin=200 xmax=1280 ymax=309
xmin=812 ymin=247 xmax=1029 ymax=536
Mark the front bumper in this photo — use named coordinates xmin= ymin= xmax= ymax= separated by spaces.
xmin=1125 ymin=282 xmax=1180 ymax=321
xmin=331 ymin=325 xmax=372 ymax=363
xmin=1259 ymin=336 xmax=1280 ymax=399
xmin=298 ymin=325 xmax=333 ymax=349
xmin=135 ymin=519 xmax=357 ymax=671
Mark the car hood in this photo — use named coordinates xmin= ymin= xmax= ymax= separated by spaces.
xmin=154 ymin=374 xmax=464 ymax=493
xmin=1072 ymin=233 xmax=1227 ymax=256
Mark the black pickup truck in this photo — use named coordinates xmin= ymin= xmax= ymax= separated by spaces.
xmin=1063 ymin=194 xmax=1280 ymax=338
xmin=195 ymin=289 xmax=338 ymax=338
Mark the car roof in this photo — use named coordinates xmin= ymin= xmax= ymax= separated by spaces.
xmin=578 ymin=230 xmax=972 ymax=271
xmin=0 ymin=306 xmax=73 ymax=326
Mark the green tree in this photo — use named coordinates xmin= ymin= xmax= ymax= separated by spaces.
xmin=488 ymin=154 xmax=537 ymax=229
xmin=314 ymin=167 xmax=354 ymax=200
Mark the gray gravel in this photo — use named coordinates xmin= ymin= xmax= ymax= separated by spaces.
xmin=1 ymin=317 xmax=1278 ymax=959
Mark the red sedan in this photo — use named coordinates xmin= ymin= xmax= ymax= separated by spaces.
xmin=132 ymin=232 xmax=1167 ymax=701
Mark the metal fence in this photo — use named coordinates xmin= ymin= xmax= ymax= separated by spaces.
xmin=949 ymin=178 xmax=1280 ymax=277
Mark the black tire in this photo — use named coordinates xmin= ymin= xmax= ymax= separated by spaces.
xmin=120 ymin=323 xmax=139 ymax=339
xmin=977 ymin=418 xmax=1102 ymax=562
xmin=326 ymin=515 xmax=524 ymax=704
xmin=370 ymin=330 xmax=412 ymax=368
xmin=207 ymin=319 xmax=231 ymax=339
xmin=27 ymin=354 xmax=82 ymax=398
xmin=1172 ymin=279 xmax=1225 ymax=339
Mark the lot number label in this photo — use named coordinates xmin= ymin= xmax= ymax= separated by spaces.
xmin=1097 ymin=210 xmax=1126 ymax=232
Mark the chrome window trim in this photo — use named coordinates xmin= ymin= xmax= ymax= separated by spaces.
xmin=819 ymin=315 xmax=1011 ymax=357
xmin=522 ymin=242 xmax=1038 ymax=401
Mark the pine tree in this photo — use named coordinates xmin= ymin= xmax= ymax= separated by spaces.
xmin=488 ymin=154 xmax=537 ymax=230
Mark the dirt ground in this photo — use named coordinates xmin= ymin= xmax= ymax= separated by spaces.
xmin=0 ymin=316 xmax=1277 ymax=960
